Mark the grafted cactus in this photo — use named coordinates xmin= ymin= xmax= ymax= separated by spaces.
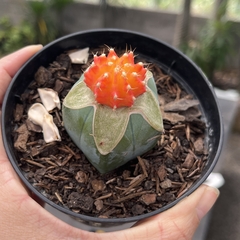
xmin=62 ymin=48 xmax=163 ymax=173
xmin=84 ymin=49 xmax=147 ymax=108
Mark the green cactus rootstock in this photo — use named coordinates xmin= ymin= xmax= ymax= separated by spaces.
xmin=62 ymin=48 xmax=163 ymax=173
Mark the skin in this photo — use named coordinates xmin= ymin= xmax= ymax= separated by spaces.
xmin=0 ymin=45 xmax=219 ymax=240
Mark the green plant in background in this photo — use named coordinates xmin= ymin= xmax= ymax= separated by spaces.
xmin=0 ymin=0 xmax=73 ymax=56
xmin=27 ymin=0 xmax=73 ymax=45
xmin=0 ymin=17 xmax=35 ymax=56
xmin=26 ymin=0 xmax=55 ymax=45
xmin=186 ymin=19 xmax=236 ymax=80
xmin=185 ymin=0 xmax=238 ymax=81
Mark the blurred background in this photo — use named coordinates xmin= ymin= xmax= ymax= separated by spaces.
xmin=1 ymin=0 xmax=240 ymax=239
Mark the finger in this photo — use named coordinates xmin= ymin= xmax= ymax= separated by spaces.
xmin=30 ymin=192 xmax=45 ymax=207
xmin=0 ymin=45 xmax=43 ymax=182
xmin=0 ymin=111 xmax=22 ymax=184
xmin=84 ymin=184 xmax=219 ymax=240
xmin=131 ymin=184 xmax=220 ymax=239
xmin=0 ymin=105 xmax=44 ymax=205
xmin=0 ymin=111 xmax=8 ymax=159
xmin=0 ymin=44 xmax=43 ymax=104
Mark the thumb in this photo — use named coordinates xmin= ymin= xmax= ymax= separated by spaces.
xmin=90 ymin=185 xmax=219 ymax=240
xmin=131 ymin=184 xmax=220 ymax=240
xmin=0 ymin=45 xmax=43 ymax=104
xmin=43 ymin=184 xmax=219 ymax=240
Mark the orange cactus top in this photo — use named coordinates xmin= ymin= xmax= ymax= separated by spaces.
xmin=84 ymin=48 xmax=147 ymax=109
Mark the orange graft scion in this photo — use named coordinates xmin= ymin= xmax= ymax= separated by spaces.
xmin=84 ymin=48 xmax=147 ymax=108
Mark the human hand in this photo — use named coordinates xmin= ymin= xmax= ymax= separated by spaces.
xmin=0 ymin=46 xmax=219 ymax=240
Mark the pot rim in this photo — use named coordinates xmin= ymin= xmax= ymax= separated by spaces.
xmin=1 ymin=28 xmax=224 ymax=224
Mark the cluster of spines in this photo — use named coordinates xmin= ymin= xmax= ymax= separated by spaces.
xmin=84 ymin=48 xmax=147 ymax=109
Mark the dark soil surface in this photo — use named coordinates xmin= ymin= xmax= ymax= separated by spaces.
xmin=12 ymin=46 xmax=208 ymax=219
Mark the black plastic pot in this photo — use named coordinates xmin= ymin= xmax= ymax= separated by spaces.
xmin=1 ymin=29 xmax=223 ymax=231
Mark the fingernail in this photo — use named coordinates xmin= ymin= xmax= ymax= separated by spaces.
xmin=196 ymin=185 xmax=220 ymax=220
xmin=25 ymin=44 xmax=43 ymax=50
